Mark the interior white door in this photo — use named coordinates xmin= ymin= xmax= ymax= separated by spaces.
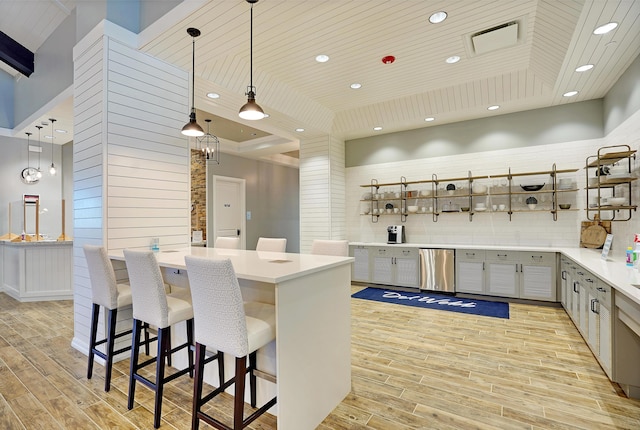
xmin=211 ymin=176 xmax=246 ymax=249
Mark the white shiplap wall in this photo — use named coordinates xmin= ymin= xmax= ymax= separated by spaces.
xmin=71 ymin=21 xmax=190 ymax=357
xmin=299 ymin=135 xmax=346 ymax=253
xmin=347 ymin=108 xmax=640 ymax=254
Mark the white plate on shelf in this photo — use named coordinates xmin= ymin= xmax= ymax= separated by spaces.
xmin=474 ymin=207 xmax=487 ymax=211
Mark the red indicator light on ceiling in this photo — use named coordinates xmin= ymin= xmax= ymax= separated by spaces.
xmin=382 ymin=55 xmax=395 ymax=64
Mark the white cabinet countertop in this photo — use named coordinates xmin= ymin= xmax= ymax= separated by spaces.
xmin=349 ymin=242 xmax=640 ymax=306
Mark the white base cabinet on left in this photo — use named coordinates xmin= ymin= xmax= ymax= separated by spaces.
xmin=350 ymin=245 xmax=420 ymax=288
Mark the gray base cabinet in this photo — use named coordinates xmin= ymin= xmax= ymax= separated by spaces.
xmin=456 ymin=249 xmax=557 ymax=301
xmin=559 ymin=256 xmax=612 ymax=378
xmin=350 ymin=245 xmax=420 ymax=288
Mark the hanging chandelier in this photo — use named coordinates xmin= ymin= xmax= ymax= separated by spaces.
xmin=181 ymin=27 xmax=204 ymax=137
xmin=197 ymin=119 xmax=220 ymax=164
xmin=238 ymin=0 xmax=265 ymax=120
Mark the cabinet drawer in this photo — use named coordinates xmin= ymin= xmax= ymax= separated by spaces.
xmin=457 ymin=249 xmax=485 ymax=261
xmin=485 ymin=250 xmax=519 ymax=262
xmin=521 ymin=252 xmax=555 ymax=266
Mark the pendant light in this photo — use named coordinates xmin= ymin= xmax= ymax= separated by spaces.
xmin=197 ymin=119 xmax=220 ymax=164
xmin=49 ymin=118 xmax=56 ymax=175
xmin=35 ymin=125 xmax=43 ymax=179
xmin=181 ymin=27 xmax=204 ymax=137
xmin=239 ymin=0 xmax=265 ymax=120
xmin=23 ymin=132 xmax=34 ymax=183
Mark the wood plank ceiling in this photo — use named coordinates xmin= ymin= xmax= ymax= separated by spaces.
xmin=2 ymin=0 xmax=640 ymax=156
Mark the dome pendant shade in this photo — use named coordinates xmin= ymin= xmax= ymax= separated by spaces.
xmin=239 ymin=88 xmax=265 ymax=120
xmin=239 ymin=0 xmax=265 ymax=121
xmin=182 ymin=109 xmax=204 ymax=136
xmin=181 ymin=28 xmax=204 ymax=136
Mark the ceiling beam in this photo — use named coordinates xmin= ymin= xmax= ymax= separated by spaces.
xmin=0 ymin=31 xmax=34 ymax=77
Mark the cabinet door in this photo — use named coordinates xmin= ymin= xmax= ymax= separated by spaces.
xmin=521 ymin=265 xmax=554 ymax=300
xmin=395 ymin=256 xmax=419 ymax=287
xmin=456 ymin=261 xmax=484 ymax=293
xmin=560 ymin=258 xmax=570 ymax=309
xmin=599 ymin=303 xmax=612 ymax=375
xmin=351 ymin=247 xmax=370 ymax=282
xmin=587 ymin=288 xmax=599 ymax=350
xmin=372 ymin=256 xmax=393 ymax=285
xmin=579 ymin=283 xmax=589 ymax=336
xmin=570 ymin=279 xmax=580 ymax=324
xmin=487 ymin=263 xmax=518 ymax=297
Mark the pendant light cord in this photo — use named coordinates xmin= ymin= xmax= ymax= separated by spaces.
xmin=192 ymin=36 xmax=196 ymax=110
xmin=250 ymin=2 xmax=254 ymax=90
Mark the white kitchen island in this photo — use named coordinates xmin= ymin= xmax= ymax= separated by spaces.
xmin=110 ymin=247 xmax=353 ymax=430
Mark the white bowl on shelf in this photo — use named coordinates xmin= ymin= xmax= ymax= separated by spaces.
xmin=527 ymin=203 xmax=537 ymax=210
xmin=606 ymin=197 xmax=626 ymax=206
xmin=472 ymin=184 xmax=488 ymax=194
xmin=407 ymin=205 xmax=419 ymax=213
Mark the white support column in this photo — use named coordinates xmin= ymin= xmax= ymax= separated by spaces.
xmin=299 ymin=135 xmax=346 ymax=253
xmin=71 ymin=20 xmax=190 ymax=356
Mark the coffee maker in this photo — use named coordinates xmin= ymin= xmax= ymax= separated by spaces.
xmin=387 ymin=225 xmax=405 ymax=244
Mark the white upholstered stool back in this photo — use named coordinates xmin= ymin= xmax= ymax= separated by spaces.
xmin=310 ymin=239 xmax=349 ymax=257
xmin=256 ymin=237 xmax=287 ymax=252
xmin=123 ymin=249 xmax=193 ymax=329
xmin=214 ymin=236 xmax=241 ymax=249
xmin=84 ymin=244 xmax=131 ymax=309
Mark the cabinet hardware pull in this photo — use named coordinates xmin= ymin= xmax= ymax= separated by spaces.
xmin=577 ymin=271 xmax=584 ymax=275
xmin=596 ymin=287 xmax=606 ymax=292
xmin=498 ymin=254 xmax=507 ymax=257
xmin=585 ymin=278 xmax=594 ymax=283
xmin=531 ymin=255 xmax=543 ymax=260
xmin=573 ymin=281 xmax=579 ymax=293
xmin=466 ymin=252 xmax=475 ymax=256
xmin=561 ymin=271 xmax=567 ymax=280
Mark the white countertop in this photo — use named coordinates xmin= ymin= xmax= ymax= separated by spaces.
xmin=350 ymin=242 xmax=640 ymax=306
xmin=1 ymin=240 xmax=73 ymax=246
xmin=109 ymin=247 xmax=354 ymax=284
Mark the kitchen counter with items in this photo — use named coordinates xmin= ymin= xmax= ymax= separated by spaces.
xmin=349 ymin=241 xmax=640 ymax=305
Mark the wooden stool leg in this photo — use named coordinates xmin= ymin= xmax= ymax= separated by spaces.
xmin=186 ymin=318 xmax=194 ymax=377
xmin=128 ymin=319 xmax=142 ymax=410
xmin=153 ymin=327 xmax=170 ymax=429
xmin=104 ymin=308 xmax=118 ymax=391
xmin=87 ymin=303 xmax=100 ymax=380
xmin=192 ymin=343 xmax=206 ymax=430
xmin=249 ymin=351 xmax=257 ymax=407
xmin=234 ymin=356 xmax=247 ymax=430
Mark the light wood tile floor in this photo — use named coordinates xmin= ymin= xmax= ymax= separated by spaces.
xmin=1 ymin=288 xmax=639 ymax=429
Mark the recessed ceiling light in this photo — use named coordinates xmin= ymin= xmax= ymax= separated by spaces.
xmin=429 ymin=11 xmax=447 ymax=24
xmin=487 ymin=105 xmax=500 ymax=111
xmin=575 ymin=64 xmax=594 ymax=72
xmin=593 ymin=22 xmax=618 ymax=35
xmin=563 ymin=90 xmax=579 ymax=97
xmin=295 ymin=128 xmax=305 ymax=132
xmin=206 ymin=92 xmax=220 ymax=99
xmin=55 ymin=129 xmax=67 ymax=133
xmin=350 ymin=83 xmax=362 ymax=89
xmin=44 ymin=135 xmax=54 ymax=139
xmin=373 ymin=126 xmax=383 ymax=131
xmin=315 ymin=54 xmax=329 ymax=63
xmin=425 ymin=117 xmax=435 ymax=122
xmin=445 ymin=55 xmax=460 ymax=64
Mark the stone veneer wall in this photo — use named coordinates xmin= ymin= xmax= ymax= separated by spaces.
xmin=190 ymin=149 xmax=206 ymax=240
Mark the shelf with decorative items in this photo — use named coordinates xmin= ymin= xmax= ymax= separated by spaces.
xmin=359 ymin=165 xmax=579 ymax=223
xmin=585 ymin=145 xmax=637 ymax=222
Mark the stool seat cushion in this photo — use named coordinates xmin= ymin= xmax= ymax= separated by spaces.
xmin=245 ymin=302 xmax=276 ymax=354
xmin=166 ymin=296 xmax=194 ymax=327
xmin=115 ymin=283 xmax=133 ymax=307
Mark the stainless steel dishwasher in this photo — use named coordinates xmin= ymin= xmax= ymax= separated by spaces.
xmin=419 ymin=249 xmax=455 ymax=292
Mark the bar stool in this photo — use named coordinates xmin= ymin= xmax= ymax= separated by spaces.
xmin=84 ymin=244 xmax=148 ymax=392
xmin=256 ymin=237 xmax=286 ymax=252
xmin=310 ymin=239 xmax=349 ymax=256
xmin=185 ymin=256 xmax=277 ymax=430
xmin=123 ymin=249 xmax=195 ymax=429
xmin=214 ymin=237 xmax=241 ymax=249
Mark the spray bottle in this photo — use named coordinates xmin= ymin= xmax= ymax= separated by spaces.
xmin=633 ymin=234 xmax=640 ymax=269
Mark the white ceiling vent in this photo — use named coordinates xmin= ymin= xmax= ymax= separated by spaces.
xmin=471 ymin=21 xmax=519 ymax=55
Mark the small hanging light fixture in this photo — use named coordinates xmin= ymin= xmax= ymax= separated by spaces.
xmin=20 ymin=132 xmax=38 ymax=184
xmin=35 ymin=125 xmax=43 ymax=179
xmin=49 ymin=118 xmax=57 ymax=175
xmin=197 ymin=119 xmax=220 ymax=164
xmin=239 ymin=0 xmax=265 ymax=120
xmin=181 ymin=27 xmax=204 ymax=137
